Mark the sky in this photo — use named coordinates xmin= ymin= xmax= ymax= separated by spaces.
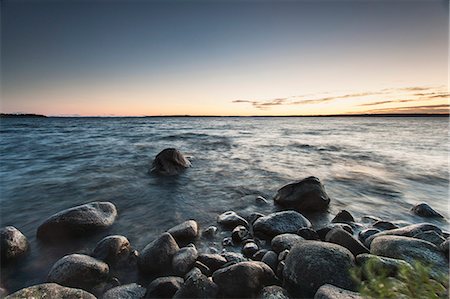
xmin=1 ymin=0 xmax=449 ymax=116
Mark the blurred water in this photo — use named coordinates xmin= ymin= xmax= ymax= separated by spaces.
xmin=0 ymin=116 xmax=448 ymax=292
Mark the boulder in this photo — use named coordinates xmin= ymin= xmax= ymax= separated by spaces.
xmin=358 ymin=228 xmax=380 ymax=247
xmin=202 ymin=226 xmax=218 ymax=238
xmin=37 ymin=202 xmax=117 ymax=241
xmin=0 ymin=226 xmax=29 ymax=264
xmin=317 ymin=224 xmax=353 ymax=241
xmin=212 ymin=261 xmax=276 ymax=298
xmin=249 ymin=213 xmax=266 ymax=225
xmin=242 ymin=242 xmax=259 ymax=257
xmin=256 ymin=196 xmax=270 ymax=205
xmin=331 ymin=210 xmax=354 ymax=223
xmin=47 ymin=254 xmax=109 ymax=292
xmin=138 ymin=233 xmax=179 ymax=274
xmin=283 ymin=241 xmax=356 ymax=298
xmin=101 ymin=283 xmax=146 ymax=299
xmin=355 ymin=253 xmax=412 ymax=277
xmin=172 ymin=244 xmax=198 ymax=275
xmin=325 ymin=228 xmax=369 ymax=257
xmin=257 ymin=285 xmax=291 ymax=299
xmin=217 ymin=211 xmax=248 ymax=228
xmin=146 ymin=276 xmax=184 ymax=299
xmin=372 ymin=220 xmax=398 ymax=231
xmin=173 ymin=268 xmax=218 ymax=298
xmin=413 ymin=231 xmax=446 ymax=247
xmin=150 ymin=148 xmax=191 ymax=175
xmin=232 ymin=225 xmax=250 ymax=243
xmin=314 ymin=284 xmax=362 ymax=299
xmin=261 ymin=251 xmax=278 ymax=273
xmin=253 ymin=211 xmax=311 ymax=239
xmin=411 ymin=203 xmax=444 ymax=218
xmin=5 ymin=283 xmax=95 ymax=299
xmin=273 ymin=177 xmax=330 ymax=212
xmin=197 ymin=253 xmax=227 ymax=272
xmin=92 ymin=235 xmax=132 ymax=265
xmin=221 ymin=252 xmax=248 ymax=265
xmin=297 ymin=228 xmax=320 ymax=240
xmin=271 ymin=234 xmax=304 ymax=254
xmin=168 ymin=220 xmax=199 ymax=243
xmin=252 ymin=249 xmax=268 ymax=261
xmin=366 ymin=223 xmax=442 ymax=247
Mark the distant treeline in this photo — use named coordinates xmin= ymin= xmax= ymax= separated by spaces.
xmin=0 ymin=113 xmax=47 ymax=118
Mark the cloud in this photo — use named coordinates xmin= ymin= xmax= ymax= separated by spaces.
xmin=363 ymin=104 xmax=449 ymax=114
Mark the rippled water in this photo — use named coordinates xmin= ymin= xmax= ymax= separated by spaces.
xmin=0 ymin=117 xmax=448 ymax=292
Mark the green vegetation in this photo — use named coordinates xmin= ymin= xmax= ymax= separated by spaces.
xmin=352 ymin=259 xmax=448 ymax=299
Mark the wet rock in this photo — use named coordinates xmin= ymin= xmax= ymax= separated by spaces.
xmin=317 ymin=224 xmax=353 ymax=241
xmin=47 ymin=254 xmax=109 ymax=292
xmin=92 ymin=235 xmax=132 ymax=265
xmin=249 ymin=213 xmax=266 ymax=225
xmin=37 ymin=202 xmax=117 ymax=241
xmin=232 ymin=225 xmax=250 ymax=243
xmin=202 ymin=226 xmax=218 ymax=238
xmin=151 ymin=148 xmax=191 ymax=175
xmin=222 ymin=237 xmax=234 ymax=247
xmin=5 ymin=283 xmax=96 ymax=299
xmin=257 ymin=285 xmax=291 ymax=299
xmin=355 ymin=253 xmax=412 ymax=278
xmin=217 ymin=211 xmax=249 ymax=228
xmin=413 ymin=231 xmax=446 ymax=247
xmin=366 ymin=223 xmax=442 ymax=247
xmin=212 ymin=261 xmax=276 ymax=298
xmin=221 ymin=251 xmax=248 ymax=265
xmin=297 ymin=227 xmax=320 ymax=240
xmin=314 ymin=284 xmax=362 ymax=299
xmin=146 ymin=276 xmax=184 ymax=299
xmin=283 ymin=241 xmax=356 ymax=298
xmin=101 ymin=283 xmax=146 ymax=299
xmin=372 ymin=220 xmax=398 ymax=231
xmin=412 ymin=203 xmax=444 ymax=218
xmin=197 ymin=253 xmax=227 ymax=272
xmin=242 ymin=242 xmax=259 ymax=257
xmin=331 ymin=210 xmax=354 ymax=223
xmin=253 ymin=211 xmax=311 ymax=239
xmin=0 ymin=226 xmax=29 ymax=264
xmin=174 ymin=268 xmax=218 ymax=298
xmin=325 ymin=228 xmax=369 ymax=257
xmin=370 ymin=235 xmax=448 ymax=274
xmin=168 ymin=220 xmax=199 ymax=243
xmin=261 ymin=251 xmax=278 ymax=273
xmin=358 ymin=228 xmax=380 ymax=247
xmin=172 ymin=244 xmax=198 ymax=275
xmin=271 ymin=234 xmax=304 ymax=254
xmin=138 ymin=233 xmax=179 ymax=274
xmin=274 ymin=176 xmax=330 ymax=212
xmin=194 ymin=261 xmax=211 ymax=276
xmin=253 ymin=249 xmax=268 ymax=261
xmin=256 ymin=196 xmax=270 ymax=205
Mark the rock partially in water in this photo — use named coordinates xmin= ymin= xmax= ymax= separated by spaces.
xmin=355 ymin=253 xmax=412 ymax=278
xmin=253 ymin=211 xmax=311 ymax=239
xmin=331 ymin=210 xmax=355 ymax=223
xmin=257 ymin=285 xmax=291 ymax=299
xmin=411 ymin=203 xmax=444 ymax=218
xmin=173 ymin=268 xmax=218 ymax=298
xmin=358 ymin=228 xmax=380 ymax=247
xmin=202 ymin=226 xmax=218 ymax=239
xmin=297 ymin=228 xmax=321 ymax=240
xmin=168 ymin=220 xmax=199 ymax=243
xmin=274 ymin=177 xmax=330 ymax=212
xmin=413 ymin=231 xmax=446 ymax=247
xmin=249 ymin=213 xmax=266 ymax=225
xmin=325 ymin=228 xmax=369 ymax=257
xmin=146 ymin=276 xmax=184 ymax=299
xmin=366 ymin=223 xmax=443 ymax=247
xmin=271 ymin=234 xmax=304 ymax=254
xmin=150 ymin=148 xmax=191 ymax=175
xmin=372 ymin=220 xmax=398 ymax=231
xmin=5 ymin=283 xmax=96 ymax=299
xmin=232 ymin=225 xmax=250 ymax=243
xmin=314 ymin=284 xmax=362 ymax=299
xmin=212 ymin=261 xmax=276 ymax=298
xmin=101 ymin=283 xmax=146 ymax=299
xmin=92 ymin=235 xmax=132 ymax=265
xmin=283 ymin=241 xmax=356 ymax=298
xmin=197 ymin=253 xmax=227 ymax=272
xmin=217 ymin=211 xmax=249 ymax=228
xmin=256 ymin=196 xmax=270 ymax=205
xmin=172 ymin=244 xmax=198 ymax=275
xmin=0 ymin=226 xmax=29 ymax=264
xmin=37 ymin=202 xmax=117 ymax=241
xmin=47 ymin=254 xmax=109 ymax=292
xmin=261 ymin=251 xmax=278 ymax=273
xmin=138 ymin=233 xmax=179 ymax=274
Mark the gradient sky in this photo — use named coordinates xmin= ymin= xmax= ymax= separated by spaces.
xmin=1 ymin=0 xmax=448 ymax=116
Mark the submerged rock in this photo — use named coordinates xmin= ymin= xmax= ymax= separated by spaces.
xmin=168 ymin=220 xmax=199 ymax=243
xmin=172 ymin=244 xmax=198 ymax=275
xmin=411 ymin=203 xmax=444 ymax=218
xmin=5 ymin=283 xmax=96 ymax=299
xmin=138 ymin=233 xmax=179 ymax=274
xmin=274 ymin=176 xmax=330 ymax=212
xmin=47 ymin=254 xmax=109 ymax=292
xmin=331 ymin=210 xmax=355 ymax=223
xmin=271 ymin=234 xmax=304 ymax=254
xmin=253 ymin=211 xmax=311 ymax=239
xmin=0 ymin=226 xmax=29 ymax=264
xmin=314 ymin=284 xmax=362 ymax=299
xmin=202 ymin=226 xmax=218 ymax=239
xmin=325 ymin=228 xmax=369 ymax=257
xmin=283 ymin=241 xmax=356 ymax=298
xmin=217 ymin=211 xmax=249 ymax=228
xmin=37 ymin=202 xmax=117 ymax=241
xmin=101 ymin=283 xmax=146 ymax=299
xmin=174 ymin=268 xmax=218 ymax=298
xmin=92 ymin=235 xmax=132 ymax=265
xmin=146 ymin=276 xmax=184 ymax=299
xmin=212 ymin=261 xmax=276 ymax=298
xmin=151 ymin=148 xmax=191 ymax=175
xmin=257 ymin=285 xmax=291 ymax=299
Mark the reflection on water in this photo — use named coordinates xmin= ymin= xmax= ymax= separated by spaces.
xmin=0 ymin=117 xmax=448 ymax=292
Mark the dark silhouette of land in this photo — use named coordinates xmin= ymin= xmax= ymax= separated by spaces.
xmin=0 ymin=113 xmax=47 ymax=118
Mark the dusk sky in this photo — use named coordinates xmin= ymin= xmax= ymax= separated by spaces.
xmin=1 ymin=0 xmax=449 ymax=116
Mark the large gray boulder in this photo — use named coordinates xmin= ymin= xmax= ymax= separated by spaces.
xmin=151 ymin=148 xmax=191 ymax=175
xmin=167 ymin=220 xmax=199 ymax=243
xmin=37 ymin=202 xmax=117 ymax=241
xmin=325 ymin=228 xmax=369 ymax=257
xmin=92 ymin=235 xmax=133 ymax=265
xmin=274 ymin=177 xmax=330 ymax=212
xmin=271 ymin=234 xmax=304 ymax=254
xmin=47 ymin=254 xmax=109 ymax=292
xmin=146 ymin=276 xmax=184 ymax=298
xmin=1 ymin=226 xmax=29 ymax=264
xmin=172 ymin=244 xmax=198 ymax=275
xmin=5 ymin=283 xmax=96 ymax=299
xmin=314 ymin=284 xmax=362 ymax=299
xmin=365 ymin=223 xmax=442 ymax=247
xmin=212 ymin=261 xmax=276 ymax=298
xmin=138 ymin=233 xmax=179 ymax=274
xmin=253 ymin=211 xmax=311 ymax=239
xmin=283 ymin=241 xmax=356 ymax=298
xmin=101 ymin=283 xmax=146 ymax=299
xmin=173 ymin=268 xmax=218 ymax=298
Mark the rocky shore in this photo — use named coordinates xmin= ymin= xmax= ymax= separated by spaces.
xmin=1 ymin=149 xmax=448 ymax=298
